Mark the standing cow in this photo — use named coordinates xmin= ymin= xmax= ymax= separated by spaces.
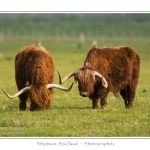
xmin=2 ymin=45 xmax=73 ymax=111
xmin=58 ymin=45 xmax=140 ymax=109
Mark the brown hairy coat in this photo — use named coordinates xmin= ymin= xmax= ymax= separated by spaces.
xmin=59 ymin=45 xmax=140 ymax=109
xmin=83 ymin=45 xmax=140 ymax=108
xmin=15 ymin=45 xmax=54 ymax=111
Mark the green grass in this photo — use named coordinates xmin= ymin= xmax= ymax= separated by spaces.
xmin=0 ymin=36 xmax=150 ymax=137
xmin=1 ymin=22 xmax=150 ymax=37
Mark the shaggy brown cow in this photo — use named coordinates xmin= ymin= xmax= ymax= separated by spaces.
xmin=2 ymin=45 xmax=73 ymax=111
xmin=58 ymin=45 xmax=140 ymax=109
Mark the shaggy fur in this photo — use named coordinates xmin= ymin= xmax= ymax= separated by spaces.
xmin=15 ymin=45 xmax=54 ymax=111
xmin=75 ymin=45 xmax=140 ymax=109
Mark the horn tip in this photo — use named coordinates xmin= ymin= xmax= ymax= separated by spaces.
xmin=68 ymin=82 xmax=74 ymax=91
xmin=57 ymin=69 xmax=62 ymax=84
xmin=2 ymin=88 xmax=11 ymax=99
xmin=2 ymin=88 xmax=6 ymax=94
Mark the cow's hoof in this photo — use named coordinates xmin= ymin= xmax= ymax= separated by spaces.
xmin=101 ymin=105 xmax=107 ymax=109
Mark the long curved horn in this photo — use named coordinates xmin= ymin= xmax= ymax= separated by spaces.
xmin=94 ymin=71 xmax=108 ymax=88
xmin=46 ymin=82 xmax=74 ymax=91
xmin=57 ymin=69 xmax=75 ymax=84
xmin=2 ymin=87 xmax=31 ymax=99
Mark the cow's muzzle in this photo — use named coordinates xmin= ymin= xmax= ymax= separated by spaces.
xmin=80 ymin=92 xmax=89 ymax=97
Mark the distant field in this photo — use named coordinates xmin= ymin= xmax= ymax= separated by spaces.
xmin=0 ymin=22 xmax=150 ymax=37
xmin=0 ymin=36 xmax=150 ymax=137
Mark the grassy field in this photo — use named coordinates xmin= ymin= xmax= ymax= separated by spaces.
xmin=0 ymin=36 xmax=150 ymax=137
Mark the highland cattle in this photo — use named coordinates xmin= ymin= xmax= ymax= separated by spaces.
xmin=2 ymin=45 xmax=73 ymax=111
xmin=58 ymin=45 xmax=140 ymax=109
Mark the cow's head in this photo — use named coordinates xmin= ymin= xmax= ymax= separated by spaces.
xmin=57 ymin=68 xmax=108 ymax=97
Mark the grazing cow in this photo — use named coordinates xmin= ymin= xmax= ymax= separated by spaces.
xmin=58 ymin=45 xmax=140 ymax=109
xmin=2 ymin=45 xmax=73 ymax=111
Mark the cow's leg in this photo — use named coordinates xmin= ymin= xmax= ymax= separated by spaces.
xmin=19 ymin=92 xmax=28 ymax=111
xmin=99 ymin=90 xmax=108 ymax=109
xmin=120 ymin=85 xmax=135 ymax=108
xmin=120 ymin=87 xmax=129 ymax=108
xmin=16 ymin=82 xmax=29 ymax=111
xmin=30 ymin=100 xmax=39 ymax=111
xmin=127 ymin=85 xmax=136 ymax=108
xmin=126 ymin=62 xmax=140 ymax=108
xmin=92 ymin=97 xmax=99 ymax=109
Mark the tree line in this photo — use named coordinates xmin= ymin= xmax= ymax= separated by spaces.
xmin=0 ymin=13 xmax=150 ymax=23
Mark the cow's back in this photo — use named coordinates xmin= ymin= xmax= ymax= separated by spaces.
xmin=15 ymin=45 xmax=55 ymax=88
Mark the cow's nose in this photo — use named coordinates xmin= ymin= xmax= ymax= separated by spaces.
xmin=80 ymin=92 xmax=88 ymax=97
